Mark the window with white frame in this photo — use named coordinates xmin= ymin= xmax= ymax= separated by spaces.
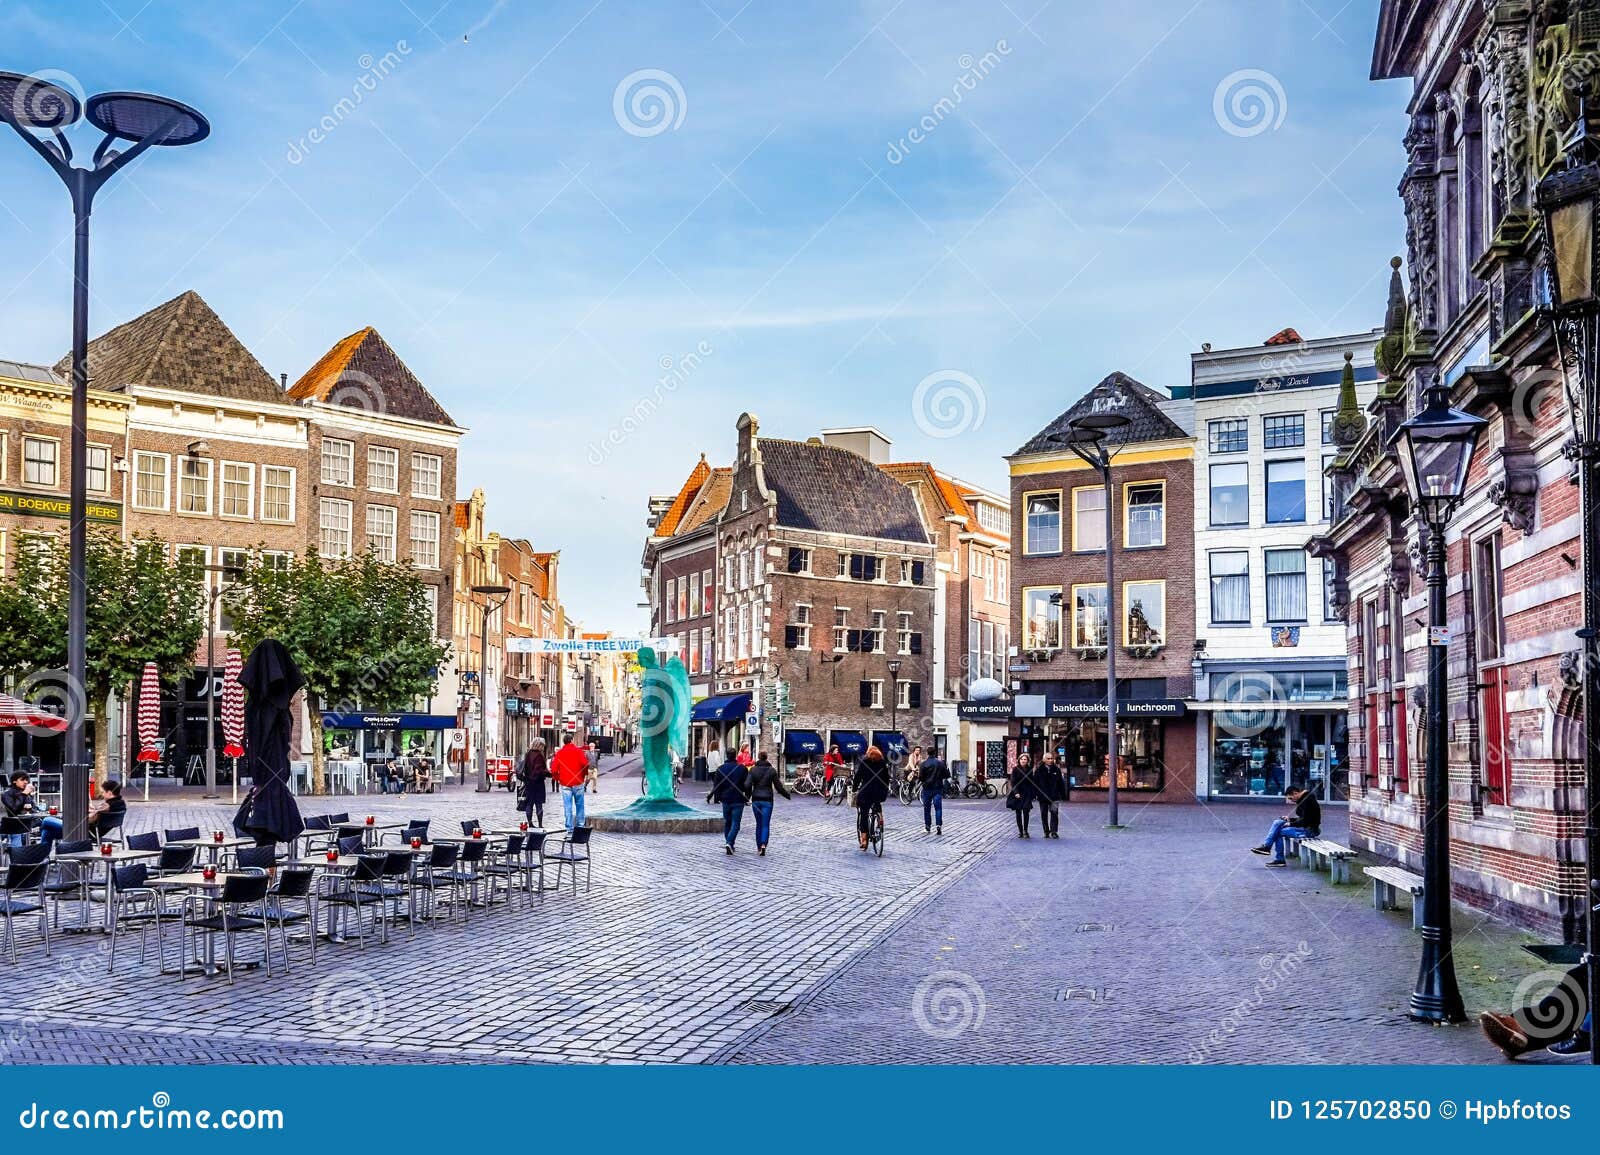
xmin=738 ymin=603 xmax=751 ymax=659
xmin=1210 ymin=462 xmax=1249 ymax=526
xmin=833 ymin=607 xmax=849 ymax=652
xmin=689 ymin=571 xmax=702 ymax=617
xmin=897 ymin=610 xmax=913 ymax=654
xmin=319 ymin=498 xmax=353 ymax=557
xmin=411 ymin=452 xmax=442 ymax=498
xmin=260 ymin=551 xmax=292 ymax=573
xmin=869 ymin=610 xmax=886 ymax=653
xmin=366 ymin=504 xmax=398 ymax=563
xmin=320 ymin=438 xmax=354 ymax=485
xmin=1022 ymin=586 xmax=1062 ymax=650
xmin=132 ymin=453 xmax=168 ymax=510
xmin=261 ymin=466 xmax=295 ymax=522
xmin=21 ymin=436 xmax=58 ymax=487
xmin=1263 ymin=413 xmax=1305 ymax=449
xmin=178 ymin=457 xmax=212 ymax=514
xmin=861 ymin=680 xmax=884 ymax=709
xmin=702 ymin=568 xmax=714 ymax=615
xmin=367 ymin=445 xmax=399 ymax=493
xmin=897 ymin=680 xmax=914 ymax=709
xmin=409 ymin=510 xmax=440 ymax=568
xmin=1322 ymin=453 xmax=1337 ymax=521
xmin=1072 ymin=487 xmax=1107 ymax=551
xmin=85 ymin=445 xmax=110 ymax=494
xmin=900 ymin=559 xmax=912 ymax=584
xmin=1265 ymin=548 xmax=1308 ymax=622
xmin=220 ymin=462 xmax=253 ymax=518
xmin=1024 ymin=491 xmax=1062 ymax=554
xmin=1072 ymin=584 xmax=1109 ymax=649
xmin=1124 ymin=481 xmax=1165 ymax=548
xmin=1124 ymin=580 xmax=1166 ymax=647
xmin=677 ymin=576 xmax=689 ymax=620
xmin=996 ymin=558 xmax=1008 ymax=604
xmin=1209 ymin=551 xmax=1250 ymax=624
xmin=665 ymin=578 xmax=677 ymax=623
xmin=702 ymin=630 xmax=713 ymax=672
xmin=217 ymin=549 xmax=250 ymax=631
xmin=1208 ymin=417 xmax=1248 ymax=454
xmin=790 ymin=604 xmax=812 ymax=649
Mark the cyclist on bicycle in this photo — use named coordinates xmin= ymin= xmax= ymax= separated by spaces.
xmin=851 ymin=743 xmax=891 ymax=851
xmin=822 ymin=744 xmax=844 ymax=793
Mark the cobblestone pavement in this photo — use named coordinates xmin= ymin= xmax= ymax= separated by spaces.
xmin=727 ymin=799 xmax=1542 ymax=1065
xmin=3 ymin=771 xmax=1549 ymax=1065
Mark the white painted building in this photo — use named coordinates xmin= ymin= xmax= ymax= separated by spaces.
xmin=1182 ymin=328 xmax=1381 ymax=802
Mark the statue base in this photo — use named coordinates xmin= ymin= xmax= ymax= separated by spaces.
xmin=587 ymin=796 xmax=723 ymax=834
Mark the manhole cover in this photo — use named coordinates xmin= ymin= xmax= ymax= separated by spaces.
xmin=739 ymin=999 xmax=793 ymax=1015
xmin=1076 ymin=922 xmax=1114 ymax=933
xmin=1055 ymin=987 xmax=1113 ymax=1002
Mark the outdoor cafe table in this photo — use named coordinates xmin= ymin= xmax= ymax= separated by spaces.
xmin=354 ymin=820 xmax=408 ymax=846
xmin=52 ymin=846 xmax=162 ymax=931
xmin=147 ymin=871 xmax=243 ymax=978
xmin=165 ymin=835 xmax=255 ymax=866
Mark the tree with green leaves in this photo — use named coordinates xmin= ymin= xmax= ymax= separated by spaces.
xmin=0 ymin=529 xmax=206 ymax=779
xmin=224 ymin=550 xmax=449 ymax=794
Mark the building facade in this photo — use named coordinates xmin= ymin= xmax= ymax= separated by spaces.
xmin=1309 ymin=0 xmax=1590 ymax=935
xmin=1181 ymin=328 xmax=1381 ymax=803
xmin=644 ymin=455 xmax=727 ymax=736
xmin=1006 ymin=372 xmax=1197 ymax=802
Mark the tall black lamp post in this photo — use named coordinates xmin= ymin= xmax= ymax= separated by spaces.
xmin=1051 ymin=411 xmax=1131 ymax=828
xmin=886 ymin=657 xmax=902 ymax=757
xmin=1391 ymin=385 xmax=1486 ymax=1026
xmin=0 ymin=73 xmax=208 ymax=840
xmin=1536 ymin=108 xmax=1600 ymax=1065
xmin=472 ymin=584 xmax=511 ymax=793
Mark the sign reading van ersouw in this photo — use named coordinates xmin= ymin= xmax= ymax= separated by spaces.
xmin=505 ymin=637 xmax=680 ymax=654
xmin=0 ymin=489 xmax=122 ymax=524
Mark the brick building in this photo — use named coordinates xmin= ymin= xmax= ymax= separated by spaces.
xmin=448 ymin=487 xmax=502 ymax=776
xmin=1006 ymin=372 xmax=1197 ymax=802
xmin=1307 ymin=1 xmax=1589 ymax=936
xmin=498 ymin=538 xmax=565 ymax=754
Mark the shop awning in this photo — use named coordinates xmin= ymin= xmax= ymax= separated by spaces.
xmin=0 ymin=694 xmax=66 ymax=732
xmin=691 ymin=693 xmax=750 ymax=723
xmin=320 ymin=712 xmax=457 ymax=730
xmin=830 ymin=730 xmax=866 ymax=756
xmin=872 ymin=731 xmax=910 ymax=757
xmin=783 ymin=729 xmax=824 ymax=756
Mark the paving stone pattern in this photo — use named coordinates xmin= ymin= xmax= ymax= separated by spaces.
xmin=2 ymin=765 xmax=1540 ymax=1065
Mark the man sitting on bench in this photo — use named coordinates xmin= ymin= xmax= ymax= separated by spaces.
xmin=1480 ymin=969 xmax=1591 ymax=1059
xmin=1250 ymin=786 xmax=1320 ymax=867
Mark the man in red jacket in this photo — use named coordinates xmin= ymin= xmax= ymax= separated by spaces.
xmin=550 ymin=739 xmax=591 ymax=831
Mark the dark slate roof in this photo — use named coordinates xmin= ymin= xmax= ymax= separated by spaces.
xmin=758 ymin=438 xmax=928 ymax=544
xmin=289 ymin=328 xmax=456 ymax=426
xmin=1013 ymin=371 xmax=1188 ymax=455
xmin=60 ymin=290 xmax=282 ymax=403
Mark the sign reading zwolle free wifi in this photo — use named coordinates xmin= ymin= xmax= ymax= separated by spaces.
xmin=504 ymin=637 xmax=681 ymax=654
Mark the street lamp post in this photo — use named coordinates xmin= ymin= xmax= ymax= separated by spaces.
xmin=1536 ymin=111 xmax=1600 ymax=1064
xmin=0 ymin=73 xmax=208 ymax=841
xmin=200 ymin=563 xmax=240 ymax=801
xmin=472 ymin=584 xmax=510 ymax=793
xmin=1392 ymin=384 xmax=1487 ymax=1026
xmin=887 ymin=658 xmax=902 ymax=757
xmin=1054 ymin=411 xmax=1132 ymax=828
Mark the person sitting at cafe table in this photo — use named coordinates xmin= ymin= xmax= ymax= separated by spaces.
xmin=85 ymin=779 xmax=126 ymax=838
xmin=2 ymin=771 xmax=61 ymax=847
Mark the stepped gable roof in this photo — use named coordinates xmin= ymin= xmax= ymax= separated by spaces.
xmin=1013 ymin=371 xmax=1187 ymax=455
xmin=676 ymin=469 xmax=732 ymax=536
xmin=289 ymin=327 xmax=455 ymax=426
xmin=757 ymin=437 xmax=928 ymax=545
xmin=656 ymin=457 xmax=712 ymax=537
xmin=60 ymin=290 xmax=281 ymax=403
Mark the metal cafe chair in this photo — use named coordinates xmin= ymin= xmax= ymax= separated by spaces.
xmin=413 ymin=843 xmax=461 ymax=922
xmin=106 ymin=862 xmax=179 ymax=974
xmin=548 ymin=826 xmax=595 ymax=894
xmin=42 ymin=838 xmax=94 ymax=928
xmin=0 ymin=845 xmax=52 ymax=963
xmin=181 ymin=873 xmax=272 ymax=985
xmin=323 ymin=855 xmax=391 ymax=949
xmin=246 ymin=868 xmax=317 ymax=972
xmin=483 ymin=833 xmax=526 ymax=907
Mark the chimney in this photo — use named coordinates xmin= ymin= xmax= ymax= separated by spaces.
xmin=819 ymin=426 xmax=893 ymax=464
xmin=280 ymin=372 xmax=288 ymax=388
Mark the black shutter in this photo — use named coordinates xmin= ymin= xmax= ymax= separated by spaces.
xmin=787 ymin=547 xmax=805 ymax=574
xmin=848 ymin=554 xmax=863 ymax=581
xmin=784 ymin=625 xmax=800 ymax=649
xmin=846 ymin=629 xmax=861 ymax=652
xmin=908 ymin=683 xmax=922 ymax=708
xmin=909 ymin=632 xmax=923 ymax=655
xmin=859 ymin=682 xmax=872 ymax=708
xmin=867 ymin=556 xmax=881 ymax=581
xmin=911 ymin=560 xmax=925 ymax=586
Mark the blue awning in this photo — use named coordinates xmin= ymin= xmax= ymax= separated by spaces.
xmin=691 ymin=693 xmax=751 ymax=723
xmin=830 ymin=730 xmax=866 ymax=756
xmin=872 ymin=731 xmax=909 ymax=757
xmin=783 ymin=730 xmax=824 ymax=755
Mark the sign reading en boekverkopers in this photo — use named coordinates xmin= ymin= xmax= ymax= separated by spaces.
xmin=0 ymin=489 xmax=122 ymax=525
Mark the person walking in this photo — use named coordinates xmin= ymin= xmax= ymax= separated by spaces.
xmin=550 ymin=738 xmax=590 ymax=831
xmin=584 ymin=741 xmax=600 ymax=793
xmin=851 ymin=744 xmax=892 ymax=852
xmin=1007 ymin=750 xmax=1036 ymax=838
xmin=518 ymin=738 xmax=552 ymax=828
xmin=707 ymin=746 xmax=752 ymax=855
xmin=745 ymin=750 xmax=791 ymax=856
xmin=916 ymin=747 xmax=950 ymax=835
xmin=1035 ymin=750 xmax=1069 ymax=839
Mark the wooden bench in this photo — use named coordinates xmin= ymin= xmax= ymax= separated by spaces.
xmin=1282 ymin=832 xmax=1304 ymax=860
xmin=1298 ymin=837 xmax=1357 ymax=883
xmin=1365 ymin=865 xmax=1425 ymax=931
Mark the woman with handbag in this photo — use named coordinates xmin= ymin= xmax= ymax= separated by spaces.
xmin=1007 ymin=750 xmax=1036 ymax=839
xmin=519 ymin=738 xmax=552 ymax=828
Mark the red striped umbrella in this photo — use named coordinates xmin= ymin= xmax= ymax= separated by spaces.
xmin=221 ymin=648 xmax=245 ymax=758
xmin=0 ymin=693 xmax=67 ymax=732
xmin=136 ymin=661 xmax=162 ymax=761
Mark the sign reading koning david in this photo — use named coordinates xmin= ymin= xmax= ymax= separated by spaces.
xmin=504 ymin=637 xmax=681 ymax=655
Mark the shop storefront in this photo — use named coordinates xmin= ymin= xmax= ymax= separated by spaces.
xmin=1195 ymin=664 xmax=1349 ymax=802
xmin=691 ymin=692 xmax=750 ymax=764
xmin=320 ymin=711 xmax=458 ymax=789
xmin=781 ymin=728 xmax=824 ymax=775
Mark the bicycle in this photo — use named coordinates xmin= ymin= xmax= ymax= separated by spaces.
xmin=897 ymin=774 xmax=919 ymax=806
xmin=866 ymin=803 xmax=884 ymax=857
xmin=792 ymin=764 xmax=823 ymax=796
xmin=962 ymin=774 xmax=999 ymax=799
xmin=826 ymin=774 xmax=850 ymax=806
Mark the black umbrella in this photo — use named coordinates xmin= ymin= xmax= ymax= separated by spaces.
xmin=232 ymin=638 xmax=306 ymax=845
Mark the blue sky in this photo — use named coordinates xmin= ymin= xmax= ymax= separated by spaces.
xmin=0 ymin=0 xmax=1411 ymax=626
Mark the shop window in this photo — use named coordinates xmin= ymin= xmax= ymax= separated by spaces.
xmin=1474 ymin=534 xmax=1510 ymax=804
xmin=1024 ymin=491 xmax=1062 ymax=554
xmin=1265 ymin=459 xmax=1306 ymax=523
xmin=1264 ymin=549 xmax=1307 ymax=622
xmin=1209 ymin=551 xmax=1249 ymax=624
xmin=1123 ymin=581 xmax=1165 ymax=647
xmin=1209 ymin=463 xmax=1248 ymax=526
xmin=1072 ymin=486 xmax=1106 ymax=552
xmin=1057 ymin=717 xmax=1164 ymax=792
xmin=1071 ymin=584 xmax=1108 ymax=649
xmin=1021 ymin=586 xmax=1061 ymax=651
xmin=1124 ymin=481 xmax=1164 ymax=548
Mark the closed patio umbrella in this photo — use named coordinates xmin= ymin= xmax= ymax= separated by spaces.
xmin=231 ymin=638 xmax=305 ymax=846
xmin=135 ymin=662 xmax=161 ymax=759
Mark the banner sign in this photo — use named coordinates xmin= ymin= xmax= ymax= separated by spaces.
xmin=0 ymin=488 xmax=122 ymax=524
xmin=505 ymin=636 xmax=680 ymax=654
